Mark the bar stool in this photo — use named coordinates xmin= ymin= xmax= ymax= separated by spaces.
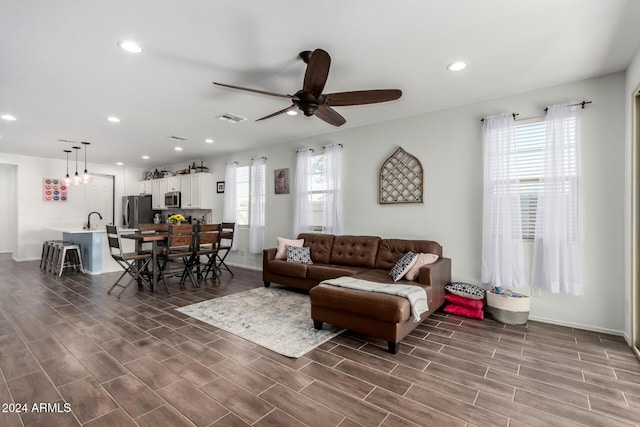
xmin=41 ymin=240 xmax=67 ymax=272
xmin=53 ymin=243 xmax=85 ymax=277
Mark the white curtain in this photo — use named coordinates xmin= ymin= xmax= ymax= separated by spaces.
xmin=293 ymin=149 xmax=313 ymax=236
xmin=223 ymin=162 xmax=238 ymax=250
xmin=531 ymin=104 xmax=583 ymax=295
xmin=249 ymin=157 xmax=266 ymax=254
xmin=481 ymin=114 xmax=525 ymax=288
xmin=323 ymin=144 xmax=343 ymax=235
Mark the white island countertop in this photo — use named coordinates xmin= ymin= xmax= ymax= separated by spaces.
xmin=44 ymin=227 xmax=138 ymax=234
xmin=45 ymin=227 xmax=105 ymax=234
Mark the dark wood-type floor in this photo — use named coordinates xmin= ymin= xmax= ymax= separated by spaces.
xmin=1 ymin=254 xmax=639 ymax=426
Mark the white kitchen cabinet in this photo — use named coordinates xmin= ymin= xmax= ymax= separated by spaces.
xmin=180 ymin=173 xmax=214 ymax=209
xmin=152 ymin=178 xmax=168 ymax=209
xmin=137 ymin=180 xmax=152 ymax=195
xmin=167 ymin=176 xmax=181 ymax=192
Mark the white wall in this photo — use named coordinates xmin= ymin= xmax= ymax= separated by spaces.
xmin=0 ymin=153 xmax=144 ymax=261
xmin=190 ymin=72 xmax=627 ymax=334
xmin=624 ymin=46 xmax=640 ymax=342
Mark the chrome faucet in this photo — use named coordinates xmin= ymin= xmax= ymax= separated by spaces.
xmin=87 ymin=211 xmax=102 ymax=230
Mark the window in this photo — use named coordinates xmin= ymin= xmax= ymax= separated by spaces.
xmin=513 ymin=121 xmax=544 ymax=239
xmin=236 ymin=165 xmax=250 ymax=226
xmin=309 ymin=154 xmax=325 ymax=230
xmin=513 ymin=119 xmax=577 ymax=239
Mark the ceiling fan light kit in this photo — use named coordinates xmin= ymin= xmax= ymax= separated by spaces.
xmin=213 ymin=48 xmax=402 ymax=127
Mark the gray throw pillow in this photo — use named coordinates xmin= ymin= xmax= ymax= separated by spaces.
xmin=286 ymin=245 xmax=313 ymax=265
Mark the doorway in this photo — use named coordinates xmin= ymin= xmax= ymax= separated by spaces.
xmin=84 ymin=174 xmax=114 ymax=229
xmin=634 ymin=87 xmax=640 ymax=360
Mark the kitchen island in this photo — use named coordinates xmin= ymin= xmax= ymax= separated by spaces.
xmin=44 ymin=227 xmax=136 ymax=274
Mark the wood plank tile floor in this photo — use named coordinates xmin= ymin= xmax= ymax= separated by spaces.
xmin=0 ymin=253 xmax=638 ymax=426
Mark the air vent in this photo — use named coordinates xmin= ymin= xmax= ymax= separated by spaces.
xmin=169 ymin=135 xmax=188 ymax=141
xmin=58 ymin=138 xmax=77 ymax=143
xmin=217 ymin=113 xmax=246 ymax=123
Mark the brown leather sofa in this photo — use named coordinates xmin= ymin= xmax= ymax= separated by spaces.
xmin=262 ymin=233 xmax=451 ymax=353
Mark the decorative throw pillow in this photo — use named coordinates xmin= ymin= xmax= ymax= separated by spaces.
xmin=286 ymin=245 xmax=313 ymax=264
xmin=443 ymin=303 xmax=484 ymax=319
xmin=444 ymin=293 xmax=485 ymax=310
xmin=275 ymin=237 xmax=304 ymax=260
xmin=404 ymin=253 xmax=439 ymax=281
xmin=445 ymin=282 xmax=486 ymax=300
xmin=388 ymin=251 xmax=418 ymax=282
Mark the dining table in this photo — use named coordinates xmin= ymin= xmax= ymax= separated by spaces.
xmin=120 ymin=230 xmax=168 ymax=292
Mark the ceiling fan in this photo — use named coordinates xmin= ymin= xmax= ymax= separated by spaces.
xmin=213 ymin=49 xmax=402 ymax=127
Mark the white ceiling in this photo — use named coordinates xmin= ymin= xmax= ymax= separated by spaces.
xmin=2 ymin=0 xmax=640 ymax=168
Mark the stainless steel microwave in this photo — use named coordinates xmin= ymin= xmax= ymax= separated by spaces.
xmin=164 ymin=191 xmax=181 ymax=208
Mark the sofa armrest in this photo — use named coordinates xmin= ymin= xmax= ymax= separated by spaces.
xmin=263 ymin=248 xmax=276 ymax=270
xmin=418 ymin=257 xmax=451 ymax=289
xmin=263 ymin=248 xmax=277 ymax=261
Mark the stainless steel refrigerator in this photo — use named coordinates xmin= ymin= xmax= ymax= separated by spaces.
xmin=122 ymin=195 xmax=153 ymax=228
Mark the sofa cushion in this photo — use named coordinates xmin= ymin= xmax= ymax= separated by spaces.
xmin=266 ymin=260 xmax=308 ymax=278
xmin=298 ymin=233 xmax=335 ymax=264
xmin=286 ymin=245 xmax=313 ymax=264
xmin=310 ymin=284 xmax=411 ymax=323
xmin=306 ymin=264 xmax=366 ymax=281
xmin=443 ymin=303 xmax=484 ymax=319
xmin=444 ymin=293 xmax=485 ymax=310
xmin=445 ymin=282 xmax=486 ymax=300
xmin=375 ymin=239 xmax=443 ymax=269
xmin=275 ymin=237 xmax=304 ymax=260
xmin=389 ymin=252 xmax=418 ymax=281
xmin=329 ymin=235 xmax=381 ymax=268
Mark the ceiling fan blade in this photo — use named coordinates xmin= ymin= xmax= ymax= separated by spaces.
xmin=256 ymin=104 xmax=297 ymax=121
xmin=213 ymin=82 xmax=294 ymax=99
xmin=325 ymin=89 xmax=402 ymax=106
xmin=314 ymin=105 xmax=346 ymax=127
xmin=303 ymin=49 xmax=331 ymax=98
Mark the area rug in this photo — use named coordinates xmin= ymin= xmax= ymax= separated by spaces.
xmin=175 ymin=287 xmax=344 ymax=358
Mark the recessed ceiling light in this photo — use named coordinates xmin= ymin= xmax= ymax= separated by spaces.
xmin=205 ymin=138 xmax=214 ymax=144
xmin=286 ymin=110 xmax=298 ymax=116
xmin=447 ymin=61 xmax=468 ymax=72
xmin=107 ymin=116 xmax=120 ymax=123
xmin=1 ymin=114 xmax=17 ymax=121
xmin=174 ymin=146 xmax=183 ymax=151
xmin=116 ymin=162 xmax=124 ymax=166
xmin=141 ymin=155 xmax=149 ymax=160
xmin=118 ymin=40 xmax=143 ymax=54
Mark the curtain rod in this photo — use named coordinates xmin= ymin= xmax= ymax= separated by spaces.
xmin=251 ymin=156 xmax=267 ymax=160
xmin=226 ymin=161 xmax=238 ymax=165
xmin=544 ymin=100 xmax=592 ymax=113
xmin=323 ymin=143 xmax=343 ymax=149
xmin=480 ymin=113 xmax=519 ymax=122
xmin=296 ymin=148 xmax=314 ymax=153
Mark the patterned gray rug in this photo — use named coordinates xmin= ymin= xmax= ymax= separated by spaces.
xmin=176 ymin=287 xmax=344 ymax=358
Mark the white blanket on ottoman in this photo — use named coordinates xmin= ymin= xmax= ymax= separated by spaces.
xmin=320 ymin=276 xmax=428 ymax=322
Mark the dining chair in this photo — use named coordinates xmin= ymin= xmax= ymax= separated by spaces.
xmin=216 ymin=222 xmax=235 ymax=277
xmin=157 ymin=223 xmax=197 ymax=291
xmin=194 ymin=223 xmax=221 ymax=282
xmin=137 ymin=223 xmax=169 ymax=253
xmin=106 ymin=225 xmax=152 ymax=298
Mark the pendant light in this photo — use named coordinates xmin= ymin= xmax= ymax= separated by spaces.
xmin=63 ymin=149 xmax=72 ymax=186
xmin=72 ymin=146 xmax=81 ymax=185
xmin=81 ymin=141 xmax=93 ymax=184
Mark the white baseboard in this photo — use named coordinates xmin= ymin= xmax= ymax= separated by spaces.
xmin=225 ymin=262 xmax=262 ymax=272
xmin=528 ymin=314 xmax=625 ymax=337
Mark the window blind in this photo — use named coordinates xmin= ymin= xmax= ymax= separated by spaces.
xmin=236 ymin=165 xmax=250 ymax=226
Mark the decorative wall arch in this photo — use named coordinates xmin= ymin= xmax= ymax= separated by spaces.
xmin=379 ymin=147 xmax=424 ymax=204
